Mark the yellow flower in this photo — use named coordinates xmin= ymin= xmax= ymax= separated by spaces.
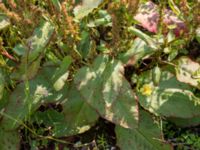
xmin=140 ymin=84 xmax=153 ymax=96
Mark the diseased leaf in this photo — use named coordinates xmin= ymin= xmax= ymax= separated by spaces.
xmin=87 ymin=10 xmax=112 ymax=27
xmin=1 ymin=66 xmax=68 ymax=130
xmin=196 ymin=27 xmax=200 ymax=44
xmin=74 ymin=55 xmax=138 ymax=129
xmin=119 ymin=38 xmax=156 ymax=65
xmin=25 ymin=21 xmax=55 ymax=62
xmin=11 ymin=21 xmax=55 ymax=80
xmin=116 ymin=110 xmax=171 ymax=150
xmin=134 ymin=1 xmax=187 ymax=36
xmin=128 ymin=27 xmax=159 ymax=50
xmin=52 ymin=56 xmax=72 ymax=91
xmin=152 ymin=65 xmax=161 ymax=86
xmin=15 ymin=21 xmax=54 ymax=62
xmin=137 ymin=69 xmax=200 ymax=118
xmin=0 ymin=14 xmax=10 ymax=30
xmin=10 ymin=55 xmax=42 ymax=81
xmin=175 ymin=56 xmax=200 ymax=89
xmin=74 ymin=0 xmax=103 ymax=19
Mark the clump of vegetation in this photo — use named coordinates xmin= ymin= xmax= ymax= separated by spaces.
xmin=0 ymin=0 xmax=200 ymax=149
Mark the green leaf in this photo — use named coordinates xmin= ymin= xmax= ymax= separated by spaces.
xmin=25 ymin=21 xmax=55 ymax=62
xmin=0 ymin=68 xmax=9 ymax=113
xmin=74 ymin=0 xmax=103 ymax=19
xmin=137 ymin=69 xmax=200 ymax=118
xmin=128 ymin=27 xmax=159 ymax=50
xmin=175 ymin=56 xmax=200 ymax=89
xmin=169 ymin=117 xmax=200 ymax=127
xmin=10 ymin=55 xmax=42 ymax=80
xmin=0 ymin=69 xmax=9 ymax=120
xmin=1 ymin=66 xmax=68 ymax=130
xmin=52 ymin=56 xmax=72 ymax=91
xmin=168 ymin=0 xmax=181 ymax=16
xmin=13 ymin=21 xmax=54 ymax=61
xmin=196 ymin=27 xmax=200 ymax=44
xmin=87 ymin=10 xmax=112 ymax=27
xmin=13 ymin=44 xmax=26 ymax=56
xmin=118 ymin=38 xmax=156 ymax=64
xmin=0 ymin=127 xmax=20 ymax=150
xmin=11 ymin=21 xmax=55 ymax=80
xmin=77 ymin=31 xmax=91 ymax=58
xmin=167 ymin=48 xmax=178 ymax=61
xmin=0 ymin=14 xmax=10 ymax=30
xmin=0 ymin=68 xmax=5 ymax=100
xmin=32 ymin=109 xmax=65 ymax=126
xmin=51 ymin=0 xmax=61 ymax=11
xmin=74 ymin=55 xmax=138 ymax=128
xmin=116 ymin=110 xmax=171 ymax=150
xmin=152 ymin=65 xmax=161 ymax=86
xmin=54 ymin=84 xmax=99 ymax=137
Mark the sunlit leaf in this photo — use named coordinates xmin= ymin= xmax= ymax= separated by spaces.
xmin=137 ymin=69 xmax=200 ymax=118
xmin=52 ymin=56 xmax=72 ymax=91
xmin=168 ymin=0 xmax=181 ymax=16
xmin=134 ymin=1 xmax=187 ymax=36
xmin=128 ymin=27 xmax=159 ymax=50
xmin=119 ymin=38 xmax=156 ymax=64
xmin=87 ymin=10 xmax=112 ymax=27
xmin=74 ymin=0 xmax=103 ymax=19
xmin=13 ymin=21 xmax=54 ymax=61
xmin=1 ymin=66 xmax=68 ymax=130
xmin=175 ymin=57 xmax=200 ymax=89
xmin=11 ymin=21 xmax=55 ymax=80
xmin=25 ymin=21 xmax=55 ymax=62
xmin=74 ymin=55 xmax=138 ymax=128
xmin=10 ymin=56 xmax=42 ymax=80
xmin=196 ymin=27 xmax=200 ymax=44
xmin=0 ymin=14 xmax=10 ymax=30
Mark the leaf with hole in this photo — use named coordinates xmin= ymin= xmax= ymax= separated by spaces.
xmin=1 ymin=66 xmax=68 ymax=130
xmin=54 ymin=84 xmax=99 ymax=137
